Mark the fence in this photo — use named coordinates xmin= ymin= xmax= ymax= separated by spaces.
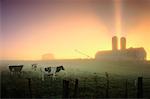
xmin=1 ymin=71 xmax=150 ymax=98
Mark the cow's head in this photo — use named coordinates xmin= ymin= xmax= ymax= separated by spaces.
xmin=32 ymin=64 xmax=37 ymax=67
xmin=60 ymin=66 xmax=65 ymax=70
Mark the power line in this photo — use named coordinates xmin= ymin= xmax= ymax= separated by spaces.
xmin=74 ymin=49 xmax=91 ymax=58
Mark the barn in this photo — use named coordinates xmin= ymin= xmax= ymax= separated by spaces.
xmin=95 ymin=36 xmax=147 ymax=61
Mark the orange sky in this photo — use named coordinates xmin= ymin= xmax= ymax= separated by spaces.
xmin=3 ymin=13 xmax=111 ymax=60
xmin=1 ymin=0 xmax=150 ymax=60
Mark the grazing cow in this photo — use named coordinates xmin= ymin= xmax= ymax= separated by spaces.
xmin=32 ymin=64 xmax=38 ymax=71
xmin=8 ymin=65 xmax=24 ymax=75
xmin=40 ymin=66 xmax=65 ymax=81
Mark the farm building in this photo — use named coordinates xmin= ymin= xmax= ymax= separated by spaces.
xmin=95 ymin=36 xmax=147 ymax=61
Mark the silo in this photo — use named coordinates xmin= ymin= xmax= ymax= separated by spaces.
xmin=120 ymin=37 xmax=126 ymax=50
xmin=112 ymin=36 xmax=118 ymax=51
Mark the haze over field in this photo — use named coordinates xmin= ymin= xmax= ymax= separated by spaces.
xmin=0 ymin=59 xmax=149 ymax=75
xmin=1 ymin=0 xmax=150 ymax=60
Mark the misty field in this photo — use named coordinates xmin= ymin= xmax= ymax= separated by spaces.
xmin=1 ymin=60 xmax=150 ymax=98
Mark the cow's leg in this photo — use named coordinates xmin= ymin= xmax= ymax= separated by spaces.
xmin=18 ymin=72 xmax=22 ymax=77
xmin=52 ymin=73 xmax=56 ymax=80
xmin=15 ymin=72 xmax=17 ymax=76
xmin=42 ymin=72 xmax=44 ymax=81
xmin=39 ymin=72 xmax=41 ymax=79
xmin=12 ymin=72 xmax=14 ymax=76
xmin=10 ymin=71 xmax=13 ymax=76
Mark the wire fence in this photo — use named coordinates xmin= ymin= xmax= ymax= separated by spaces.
xmin=1 ymin=71 xmax=150 ymax=98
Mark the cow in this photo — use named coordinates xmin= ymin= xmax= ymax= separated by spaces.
xmin=8 ymin=65 xmax=24 ymax=75
xmin=31 ymin=64 xmax=38 ymax=71
xmin=40 ymin=65 xmax=65 ymax=81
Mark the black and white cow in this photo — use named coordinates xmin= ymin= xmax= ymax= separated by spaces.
xmin=8 ymin=65 xmax=24 ymax=75
xmin=31 ymin=64 xmax=38 ymax=71
xmin=40 ymin=66 xmax=65 ymax=81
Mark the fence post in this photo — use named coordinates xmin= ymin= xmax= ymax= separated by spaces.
xmin=137 ymin=77 xmax=143 ymax=98
xmin=27 ymin=78 xmax=32 ymax=98
xmin=105 ymin=72 xmax=109 ymax=98
xmin=73 ymin=79 xmax=79 ymax=98
xmin=62 ymin=80 xmax=69 ymax=98
xmin=125 ymin=79 xmax=128 ymax=98
xmin=83 ymin=78 xmax=87 ymax=97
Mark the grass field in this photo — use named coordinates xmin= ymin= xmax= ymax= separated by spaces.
xmin=1 ymin=59 xmax=150 ymax=98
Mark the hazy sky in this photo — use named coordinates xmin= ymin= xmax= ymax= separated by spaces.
xmin=1 ymin=0 xmax=150 ymax=60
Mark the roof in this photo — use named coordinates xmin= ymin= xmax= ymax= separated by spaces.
xmin=95 ymin=47 xmax=147 ymax=61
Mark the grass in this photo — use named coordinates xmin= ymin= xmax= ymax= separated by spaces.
xmin=1 ymin=60 xmax=150 ymax=98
